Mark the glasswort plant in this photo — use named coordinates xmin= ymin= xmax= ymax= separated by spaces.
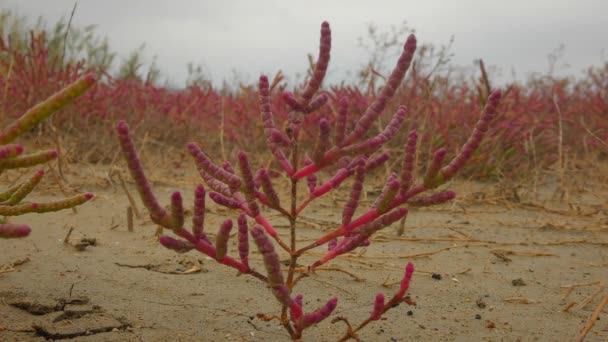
xmin=116 ymin=21 xmax=502 ymax=340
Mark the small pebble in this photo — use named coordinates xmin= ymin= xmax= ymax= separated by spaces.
xmin=475 ymin=314 xmax=482 ymax=320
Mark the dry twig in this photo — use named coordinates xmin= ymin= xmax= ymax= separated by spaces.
xmin=490 ymin=249 xmax=556 ymax=257
xmin=575 ymin=294 xmax=608 ymax=342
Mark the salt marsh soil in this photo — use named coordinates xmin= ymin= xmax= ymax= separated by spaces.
xmin=1 ymin=162 xmax=607 ymax=341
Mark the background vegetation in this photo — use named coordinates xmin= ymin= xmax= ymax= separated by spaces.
xmin=1 ymin=10 xmax=606 ymax=183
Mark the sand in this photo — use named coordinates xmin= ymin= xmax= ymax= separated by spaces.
xmin=1 ymin=164 xmax=607 ymax=341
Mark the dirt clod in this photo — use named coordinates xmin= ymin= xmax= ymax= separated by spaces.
xmin=5 ymin=294 xmax=62 ymax=315
xmin=33 ymin=312 xmax=126 ymax=339
xmin=512 ymin=278 xmax=526 ymax=286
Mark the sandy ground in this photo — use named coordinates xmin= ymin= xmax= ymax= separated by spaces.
xmin=1 ymin=163 xmax=607 ymax=341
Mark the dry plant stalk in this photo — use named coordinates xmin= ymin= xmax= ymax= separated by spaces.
xmin=577 ymin=283 xmax=605 ymax=309
xmin=490 ymin=249 xmax=556 ymax=257
xmin=576 ymin=294 xmax=608 ymax=342
xmin=127 ymin=206 xmax=134 ymax=232
xmin=0 ymin=73 xmax=97 ymax=239
xmin=117 ymin=170 xmax=142 ymax=218
xmin=562 ymin=301 xmax=577 ymax=313
xmin=503 ymin=297 xmax=535 ymax=304
xmin=63 ymin=226 xmax=74 ymax=244
xmin=116 ymin=22 xmax=503 ymax=340
xmin=553 ymin=94 xmax=565 ymax=191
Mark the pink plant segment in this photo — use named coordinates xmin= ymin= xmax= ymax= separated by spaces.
xmin=377 ymin=105 xmax=409 ymax=143
xmin=290 ymin=294 xmax=304 ymax=321
xmin=197 ymin=168 xmax=233 ymax=198
xmin=296 ymin=167 xmax=352 ymax=215
xmin=282 ymin=92 xmax=304 ymax=112
xmin=258 ymin=168 xmax=281 ymax=208
xmin=0 ymin=223 xmax=31 ymax=238
xmin=258 ymin=75 xmax=293 ymax=175
xmin=439 ymin=89 xmax=502 ymax=182
xmin=170 ymin=191 xmax=185 ymax=232
xmin=192 ymin=185 xmax=211 ymax=244
xmin=400 ymin=130 xmax=418 ymax=196
xmin=370 ymin=293 xmax=385 ymax=320
xmin=397 ymin=262 xmax=415 ymax=299
xmin=271 ymin=128 xmax=291 ymax=147
xmin=364 ymin=152 xmax=390 ymax=172
xmin=306 ymin=93 xmax=329 ymax=113
xmin=237 ymin=214 xmax=250 ymax=268
xmin=258 ymin=75 xmax=279 ymax=139
xmin=188 ymin=142 xmax=241 ymax=193
xmin=237 ymin=151 xmax=261 ymax=217
xmin=222 ymin=160 xmax=236 ymax=174
xmin=215 ymin=219 xmax=233 ymax=260
xmin=355 ymin=207 xmax=409 ymax=238
xmin=291 ymin=104 xmax=406 ymax=180
xmin=312 ymin=208 xmax=409 ymax=269
xmin=327 ymin=238 xmax=338 ymax=251
xmin=343 ymin=34 xmax=417 ymax=146
xmin=409 ymin=191 xmax=456 ymax=207
xmin=303 ymin=157 xmax=318 ymax=193
xmin=299 ymin=21 xmax=331 ymax=105
xmin=297 ymin=297 xmax=338 ymax=330
xmin=311 ymin=168 xmax=350 ymax=198
xmin=208 ymin=191 xmax=242 ymax=209
xmin=342 ymin=160 xmax=365 ymax=227
xmin=423 ymin=148 xmax=447 ymax=189
xmin=339 ymin=136 xmax=385 ymax=157
xmin=312 ymin=119 xmax=331 ymax=164
xmin=116 ymin=121 xmax=170 ymax=227
xmin=159 ymin=235 xmax=195 ymax=253
xmin=373 ymin=173 xmax=400 ymax=214
xmin=334 ymin=97 xmax=348 ymax=146
xmin=250 ymin=225 xmax=292 ymax=307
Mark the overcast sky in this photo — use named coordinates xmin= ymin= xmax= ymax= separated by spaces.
xmin=2 ymin=0 xmax=606 ymax=87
